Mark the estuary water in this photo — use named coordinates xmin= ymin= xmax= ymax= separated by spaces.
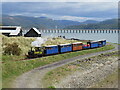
xmin=42 ymin=32 xmax=119 ymax=44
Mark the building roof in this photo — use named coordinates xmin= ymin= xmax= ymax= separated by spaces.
xmin=0 ymin=26 xmax=22 ymax=35
xmin=31 ymin=27 xmax=41 ymax=34
xmin=10 ymin=27 xmax=22 ymax=35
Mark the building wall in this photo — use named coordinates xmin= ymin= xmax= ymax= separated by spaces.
xmin=9 ymin=29 xmax=23 ymax=37
xmin=2 ymin=33 xmax=10 ymax=37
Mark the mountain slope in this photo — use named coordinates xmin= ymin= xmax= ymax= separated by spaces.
xmin=2 ymin=15 xmax=82 ymax=29
xmin=64 ymin=19 xmax=118 ymax=29
xmin=1 ymin=15 xmax=117 ymax=29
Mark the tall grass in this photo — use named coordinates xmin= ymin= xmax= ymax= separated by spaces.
xmin=1 ymin=35 xmax=35 ymax=55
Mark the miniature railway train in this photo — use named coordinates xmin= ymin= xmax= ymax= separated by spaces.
xmin=27 ymin=39 xmax=106 ymax=58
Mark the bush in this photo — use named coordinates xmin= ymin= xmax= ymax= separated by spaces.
xmin=4 ymin=43 xmax=21 ymax=56
xmin=48 ymin=86 xmax=55 ymax=88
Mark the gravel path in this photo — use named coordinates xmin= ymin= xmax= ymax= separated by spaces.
xmin=12 ymin=44 xmax=119 ymax=88
xmin=54 ymin=57 xmax=118 ymax=88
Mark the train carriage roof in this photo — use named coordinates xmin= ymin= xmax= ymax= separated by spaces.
xmin=59 ymin=43 xmax=71 ymax=46
xmin=96 ymin=39 xmax=106 ymax=42
xmin=72 ymin=42 xmax=83 ymax=44
xmin=45 ymin=45 xmax=58 ymax=47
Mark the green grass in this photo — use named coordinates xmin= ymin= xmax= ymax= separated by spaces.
xmin=2 ymin=44 xmax=115 ymax=88
xmin=48 ymin=86 xmax=56 ymax=88
xmin=43 ymin=64 xmax=79 ymax=87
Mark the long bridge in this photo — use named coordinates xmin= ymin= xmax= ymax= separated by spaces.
xmin=39 ymin=29 xmax=120 ymax=33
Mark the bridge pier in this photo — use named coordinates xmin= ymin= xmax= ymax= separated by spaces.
xmin=103 ymin=30 xmax=104 ymax=33
xmin=106 ymin=30 xmax=107 ymax=33
xmin=112 ymin=30 xmax=113 ymax=33
xmin=73 ymin=30 xmax=75 ymax=33
xmin=66 ymin=30 xmax=68 ymax=33
xmin=81 ymin=30 xmax=83 ymax=33
xmin=118 ymin=30 xmax=120 ymax=33
xmin=91 ymin=30 xmax=92 ymax=33
xmin=76 ymin=30 xmax=77 ymax=33
xmin=69 ymin=30 xmax=71 ymax=33
xmin=97 ymin=30 xmax=99 ymax=33
xmin=88 ymin=30 xmax=89 ymax=33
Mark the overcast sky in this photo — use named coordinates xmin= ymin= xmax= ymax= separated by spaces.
xmin=1 ymin=1 xmax=119 ymax=22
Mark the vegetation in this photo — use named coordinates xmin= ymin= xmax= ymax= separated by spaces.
xmin=3 ymin=43 xmax=21 ymax=55
xmin=1 ymin=34 xmax=35 ymax=55
xmin=42 ymin=37 xmax=81 ymax=46
xmin=2 ymin=44 xmax=115 ymax=88
xmin=48 ymin=86 xmax=56 ymax=88
xmin=1 ymin=34 xmax=115 ymax=88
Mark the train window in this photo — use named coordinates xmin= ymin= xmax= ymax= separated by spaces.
xmin=61 ymin=46 xmax=64 ymax=48
xmin=98 ymin=41 xmax=102 ymax=44
xmin=35 ymin=47 xmax=39 ymax=51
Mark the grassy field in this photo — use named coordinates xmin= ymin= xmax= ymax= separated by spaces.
xmin=43 ymin=51 xmax=118 ymax=88
xmin=2 ymin=44 xmax=115 ymax=88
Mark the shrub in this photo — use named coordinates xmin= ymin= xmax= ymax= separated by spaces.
xmin=48 ymin=86 xmax=55 ymax=88
xmin=4 ymin=43 xmax=21 ymax=56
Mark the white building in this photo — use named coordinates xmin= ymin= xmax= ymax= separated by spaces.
xmin=0 ymin=26 xmax=22 ymax=36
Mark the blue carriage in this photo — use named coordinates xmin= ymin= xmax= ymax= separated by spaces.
xmin=88 ymin=41 xmax=99 ymax=48
xmin=59 ymin=43 xmax=72 ymax=53
xmin=45 ymin=45 xmax=59 ymax=55
xmin=97 ymin=39 xmax=106 ymax=47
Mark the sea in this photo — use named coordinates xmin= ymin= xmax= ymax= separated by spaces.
xmin=41 ymin=32 xmax=119 ymax=44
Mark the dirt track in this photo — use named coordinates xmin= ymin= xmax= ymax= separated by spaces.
xmin=54 ymin=56 xmax=118 ymax=88
xmin=12 ymin=44 xmax=119 ymax=88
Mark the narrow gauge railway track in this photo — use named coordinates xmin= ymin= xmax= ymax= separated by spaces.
xmin=2 ymin=56 xmax=44 ymax=63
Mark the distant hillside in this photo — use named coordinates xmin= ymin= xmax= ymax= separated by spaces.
xmin=1 ymin=15 xmax=118 ymax=29
xmin=55 ymin=20 xmax=82 ymax=26
xmin=1 ymin=15 xmax=100 ymax=29
xmin=64 ymin=19 xmax=118 ymax=29
xmin=1 ymin=15 xmax=81 ymax=29
xmin=2 ymin=15 xmax=56 ymax=29
xmin=81 ymin=20 xmax=99 ymax=24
